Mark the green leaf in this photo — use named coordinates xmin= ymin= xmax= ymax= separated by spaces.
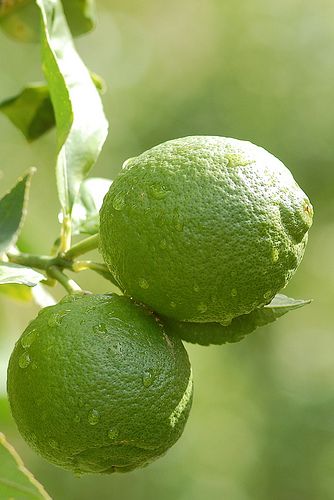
xmin=0 ymin=283 xmax=33 ymax=301
xmin=71 ymin=177 xmax=112 ymax=235
xmin=36 ymin=0 xmax=108 ymax=216
xmin=0 ymin=0 xmax=96 ymax=42
xmin=0 ymin=84 xmax=55 ymax=142
xmin=0 ymin=169 xmax=34 ymax=255
xmin=61 ymin=0 xmax=96 ymax=37
xmin=0 ymin=432 xmax=51 ymax=499
xmin=0 ymin=75 xmax=106 ymax=143
xmin=0 ymin=262 xmax=44 ymax=286
xmin=164 ymin=294 xmax=312 ymax=346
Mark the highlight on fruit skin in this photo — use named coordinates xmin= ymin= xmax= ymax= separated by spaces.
xmin=7 ymin=293 xmax=193 ymax=474
xmin=99 ymin=135 xmax=313 ymax=324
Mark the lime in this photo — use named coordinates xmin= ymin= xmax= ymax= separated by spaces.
xmin=7 ymin=293 xmax=193 ymax=474
xmin=100 ymin=136 xmax=313 ymax=323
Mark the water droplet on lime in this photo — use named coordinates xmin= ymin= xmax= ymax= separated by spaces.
xmin=197 ymin=303 xmax=208 ymax=313
xmin=139 ymin=278 xmax=149 ymax=289
xmin=264 ymin=290 xmax=272 ymax=300
xmin=193 ymin=284 xmax=200 ymax=292
xmin=159 ymin=239 xmax=167 ymax=249
xmin=142 ymin=369 xmax=155 ymax=388
xmin=19 ymin=352 xmax=31 ymax=369
xmin=149 ymin=184 xmax=170 ymax=200
xmin=272 ymin=247 xmax=279 ymax=262
xmin=88 ymin=409 xmax=100 ymax=425
xmin=108 ymin=429 xmax=119 ymax=440
xmin=21 ymin=329 xmax=37 ymax=349
xmin=170 ymin=301 xmax=176 ymax=308
xmin=231 ymin=288 xmax=238 ymax=297
xmin=74 ymin=415 xmax=81 ymax=423
xmin=112 ymin=194 xmax=125 ymax=211
xmin=93 ymin=323 xmax=108 ymax=334
xmin=47 ymin=311 xmax=69 ymax=328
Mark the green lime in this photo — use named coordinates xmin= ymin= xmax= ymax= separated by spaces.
xmin=100 ymin=136 xmax=313 ymax=323
xmin=7 ymin=294 xmax=193 ymax=474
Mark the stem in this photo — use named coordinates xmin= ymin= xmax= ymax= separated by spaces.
xmin=47 ymin=266 xmax=82 ymax=294
xmin=6 ymin=252 xmax=71 ymax=271
xmin=64 ymin=234 xmax=100 ymax=260
xmin=72 ymin=260 xmax=120 ymax=288
xmin=59 ymin=213 xmax=72 ymax=253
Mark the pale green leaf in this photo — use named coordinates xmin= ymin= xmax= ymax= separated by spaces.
xmin=0 ymin=283 xmax=33 ymax=301
xmin=71 ymin=177 xmax=112 ymax=235
xmin=0 ymin=262 xmax=44 ymax=286
xmin=164 ymin=294 xmax=312 ymax=346
xmin=0 ymin=0 xmax=96 ymax=42
xmin=0 ymin=432 xmax=51 ymax=500
xmin=36 ymin=0 xmax=108 ymax=216
xmin=0 ymin=169 xmax=34 ymax=255
xmin=0 ymin=84 xmax=54 ymax=141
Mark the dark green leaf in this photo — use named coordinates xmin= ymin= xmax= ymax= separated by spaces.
xmin=71 ymin=177 xmax=112 ymax=235
xmin=0 ymin=262 xmax=44 ymax=286
xmin=0 ymin=84 xmax=55 ymax=141
xmin=0 ymin=0 xmax=96 ymax=42
xmin=36 ymin=0 xmax=108 ymax=216
xmin=0 ymin=432 xmax=51 ymax=499
xmin=164 ymin=294 xmax=311 ymax=346
xmin=0 ymin=169 xmax=34 ymax=255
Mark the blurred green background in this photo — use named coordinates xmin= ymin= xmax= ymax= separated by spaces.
xmin=1 ymin=0 xmax=334 ymax=498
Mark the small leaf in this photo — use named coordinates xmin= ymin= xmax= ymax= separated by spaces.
xmin=0 ymin=169 xmax=35 ymax=255
xmin=0 ymin=76 xmax=106 ymax=142
xmin=0 ymin=262 xmax=44 ymax=286
xmin=0 ymin=283 xmax=33 ymax=301
xmin=0 ymin=84 xmax=55 ymax=142
xmin=36 ymin=0 xmax=108 ymax=216
xmin=0 ymin=432 xmax=51 ymax=499
xmin=0 ymin=0 xmax=96 ymax=42
xmin=164 ymin=294 xmax=311 ymax=346
xmin=71 ymin=177 xmax=112 ymax=235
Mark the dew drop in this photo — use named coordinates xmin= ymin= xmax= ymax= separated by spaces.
xmin=193 ymin=284 xmax=200 ymax=293
xmin=19 ymin=351 xmax=31 ymax=369
xmin=112 ymin=193 xmax=125 ymax=211
xmin=21 ymin=329 xmax=37 ymax=349
xmin=139 ymin=278 xmax=149 ymax=289
xmin=231 ymin=288 xmax=238 ymax=297
xmin=142 ymin=369 xmax=155 ymax=388
xmin=88 ymin=409 xmax=100 ymax=425
xmin=272 ymin=247 xmax=279 ymax=263
xmin=220 ymin=316 xmax=233 ymax=327
xmin=159 ymin=239 xmax=167 ymax=249
xmin=93 ymin=323 xmax=108 ymax=334
xmin=263 ymin=290 xmax=272 ymax=300
xmin=197 ymin=303 xmax=208 ymax=313
xmin=47 ymin=310 xmax=69 ymax=328
xmin=108 ymin=429 xmax=119 ymax=440
xmin=148 ymin=184 xmax=170 ymax=200
xmin=74 ymin=415 xmax=81 ymax=423
xmin=170 ymin=301 xmax=176 ymax=309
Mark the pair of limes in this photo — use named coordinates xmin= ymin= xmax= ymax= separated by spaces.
xmin=7 ymin=136 xmax=313 ymax=474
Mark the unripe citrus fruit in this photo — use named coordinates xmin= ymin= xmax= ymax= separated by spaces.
xmin=100 ymin=136 xmax=313 ymax=323
xmin=7 ymin=294 xmax=193 ymax=474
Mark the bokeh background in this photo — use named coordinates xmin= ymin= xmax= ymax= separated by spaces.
xmin=1 ymin=0 xmax=334 ymax=498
